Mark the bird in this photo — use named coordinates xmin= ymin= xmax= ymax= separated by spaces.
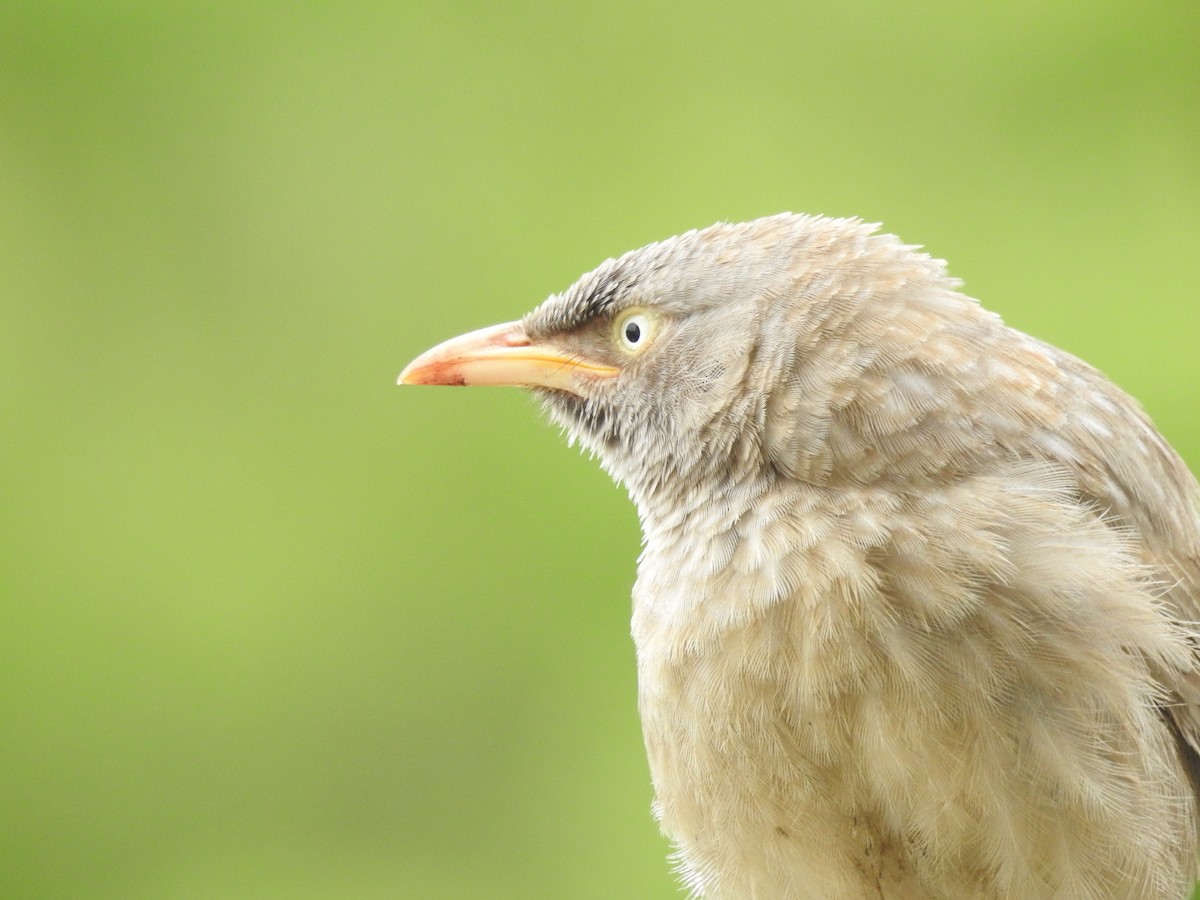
xmin=399 ymin=214 xmax=1200 ymax=899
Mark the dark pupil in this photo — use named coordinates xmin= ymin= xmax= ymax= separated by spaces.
xmin=624 ymin=320 xmax=641 ymax=344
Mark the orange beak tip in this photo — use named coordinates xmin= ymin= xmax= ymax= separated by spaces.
xmin=395 ymin=361 xmax=422 ymax=386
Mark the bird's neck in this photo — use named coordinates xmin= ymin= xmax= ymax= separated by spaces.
xmin=627 ymin=463 xmax=773 ymax=556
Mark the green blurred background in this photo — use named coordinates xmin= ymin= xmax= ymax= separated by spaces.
xmin=2 ymin=2 xmax=1197 ymax=898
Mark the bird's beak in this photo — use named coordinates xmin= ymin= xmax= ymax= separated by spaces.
xmin=398 ymin=320 xmax=619 ymax=392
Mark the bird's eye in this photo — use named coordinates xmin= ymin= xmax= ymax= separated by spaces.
xmin=617 ymin=312 xmax=653 ymax=352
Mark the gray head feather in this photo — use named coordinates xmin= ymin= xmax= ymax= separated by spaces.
xmin=523 ymin=213 xmax=980 ymax=511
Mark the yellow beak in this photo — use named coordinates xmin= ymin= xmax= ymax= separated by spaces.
xmin=398 ymin=320 xmax=619 ymax=391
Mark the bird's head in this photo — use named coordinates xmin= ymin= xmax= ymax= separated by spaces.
xmin=401 ymin=214 xmax=981 ymax=510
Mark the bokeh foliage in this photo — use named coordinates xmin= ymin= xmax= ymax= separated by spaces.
xmin=1 ymin=2 xmax=1197 ymax=897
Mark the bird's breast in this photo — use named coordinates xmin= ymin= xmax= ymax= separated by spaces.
xmin=632 ymin=482 xmax=918 ymax=897
xmin=629 ymin=469 xmax=1198 ymax=898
